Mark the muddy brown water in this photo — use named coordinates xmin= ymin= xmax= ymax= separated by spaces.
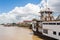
xmin=0 ymin=25 xmax=57 ymax=40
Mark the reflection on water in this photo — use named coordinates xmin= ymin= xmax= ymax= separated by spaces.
xmin=0 ymin=25 xmax=54 ymax=40
xmin=32 ymin=35 xmax=43 ymax=40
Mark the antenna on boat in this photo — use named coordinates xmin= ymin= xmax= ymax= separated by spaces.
xmin=46 ymin=0 xmax=48 ymax=8
xmin=44 ymin=0 xmax=49 ymax=10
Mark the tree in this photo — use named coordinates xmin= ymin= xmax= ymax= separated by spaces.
xmin=32 ymin=18 xmax=37 ymax=21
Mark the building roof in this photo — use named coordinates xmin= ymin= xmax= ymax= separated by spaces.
xmin=23 ymin=20 xmax=32 ymax=22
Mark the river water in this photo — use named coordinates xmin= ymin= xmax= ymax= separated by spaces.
xmin=0 ymin=25 xmax=55 ymax=40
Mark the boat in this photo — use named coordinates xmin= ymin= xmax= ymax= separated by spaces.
xmin=31 ymin=0 xmax=60 ymax=40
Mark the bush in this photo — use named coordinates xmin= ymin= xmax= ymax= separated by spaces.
xmin=17 ymin=23 xmax=31 ymax=28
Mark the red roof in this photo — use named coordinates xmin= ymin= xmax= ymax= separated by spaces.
xmin=23 ymin=20 xmax=32 ymax=22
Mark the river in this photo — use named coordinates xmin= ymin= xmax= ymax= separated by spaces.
xmin=0 ymin=25 xmax=56 ymax=40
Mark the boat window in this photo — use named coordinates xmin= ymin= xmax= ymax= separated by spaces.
xmin=43 ymin=29 xmax=48 ymax=34
xmin=53 ymin=31 xmax=56 ymax=35
xmin=57 ymin=23 xmax=60 ymax=25
xmin=43 ymin=23 xmax=49 ymax=25
xmin=43 ymin=23 xmax=56 ymax=25
xmin=59 ymin=32 xmax=60 ymax=36
xmin=49 ymin=23 xmax=56 ymax=25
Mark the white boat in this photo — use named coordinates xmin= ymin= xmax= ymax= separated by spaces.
xmin=32 ymin=20 xmax=60 ymax=40
xmin=32 ymin=0 xmax=60 ymax=39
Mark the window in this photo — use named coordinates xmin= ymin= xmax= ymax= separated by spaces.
xmin=59 ymin=32 xmax=60 ymax=36
xmin=43 ymin=29 xmax=48 ymax=34
xmin=43 ymin=23 xmax=48 ymax=25
xmin=57 ymin=23 xmax=60 ymax=25
xmin=53 ymin=31 xmax=56 ymax=35
xmin=49 ymin=23 xmax=56 ymax=25
xmin=43 ymin=23 xmax=56 ymax=25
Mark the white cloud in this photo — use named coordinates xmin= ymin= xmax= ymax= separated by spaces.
xmin=48 ymin=0 xmax=60 ymax=13
xmin=0 ymin=0 xmax=60 ymax=24
xmin=0 ymin=3 xmax=40 ymax=24
xmin=47 ymin=0 xmax=60 ymax=19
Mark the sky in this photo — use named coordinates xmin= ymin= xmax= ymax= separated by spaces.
xmin=0 ymin=0 xmax=60 ymax=24
xmin=0 ymin=0 xmax=41 ymax=13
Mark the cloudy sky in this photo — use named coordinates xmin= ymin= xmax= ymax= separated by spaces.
xmin=0 ymin=0 xmax=60 ymax=24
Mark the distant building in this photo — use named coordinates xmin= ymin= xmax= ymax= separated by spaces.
xmin=23 ymin=20 xmax=32 ymax=24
